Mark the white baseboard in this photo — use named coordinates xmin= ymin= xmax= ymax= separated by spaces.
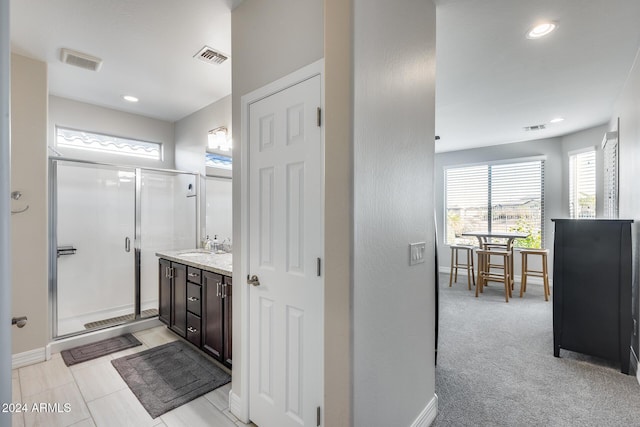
xmin=230 ymin=390 xmax=249 ymax=423
xmin=12 ymin=347 xmax=46 ymax=369
xmin=411 ymin=394 xmax=438 ymax=427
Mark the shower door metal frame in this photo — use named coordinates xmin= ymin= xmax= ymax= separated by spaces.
xmin=49 ymin=157 xmax=201 ymax=340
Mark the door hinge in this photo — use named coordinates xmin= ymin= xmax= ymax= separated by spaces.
xmin=317 ymin=258 xmax=321 ymax=277
xmin=317 ymin=406 xmax=321 ymax=426
xmin=317 ymin=107 xmax=322 ymax=127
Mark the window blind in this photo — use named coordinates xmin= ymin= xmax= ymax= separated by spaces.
xmin=603 ymin=137 xmax=618 ymax=218
xmin=569 ymin=150 xmax=596 ymax=219
xmin=445 ymin=159 xmax=544 ymax=248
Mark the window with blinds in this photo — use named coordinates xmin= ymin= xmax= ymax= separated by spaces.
xmin=569 ymin=150 xmax=596 ymax=218
xmin=603 ymin=132 xmax=619 ymax=218
xmin=445 ymin=159 xmax=544 ymax=248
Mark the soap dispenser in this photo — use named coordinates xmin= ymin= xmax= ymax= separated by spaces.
xmin=212 ymin=235 xmax=219 ymax=253
xmin=203 ymin=235 xmax=213 ymax=251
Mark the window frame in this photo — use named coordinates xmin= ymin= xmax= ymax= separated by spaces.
xmin=444 ymin=155 xmax=546 ymax=249
xmin=55 ymin=126 xmax=164 ymax=161
xmin=568 ymin=147 xmax=596 ymax=219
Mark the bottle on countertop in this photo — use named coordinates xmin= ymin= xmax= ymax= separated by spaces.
xmin=212 ymin=235 xmax=220 ymax=252
xmin=203 ymin=235 xmax=213 ymax=251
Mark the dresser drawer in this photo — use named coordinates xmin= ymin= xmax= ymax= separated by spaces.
xmin=187 ymin=267 xmax=202 ymax=284
xmin=187 ymin=282 xmax=202 ymax=316
xmin=186 ymin=312 xmax=201 ymax=347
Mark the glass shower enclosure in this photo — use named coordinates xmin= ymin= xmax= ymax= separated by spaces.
xmin=50 ymin=158 xmax=199 ymax=338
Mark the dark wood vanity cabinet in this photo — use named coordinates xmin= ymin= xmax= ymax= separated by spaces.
xmin=186 ymin=267 xmax=202 ymax=347
xmin=159 ymin=259 xmax=187 ymax=336
xmin=159 ymin=258 xmax=232 ymax=368
xmin=159 ymin=259 xmax=171 ymax=325
xmin=223 ymin=276 xmax=233 ymax=367
xmin=169 ymin=263 xmax=187 ymax=337
xmin=203 ymin=271 xmax=224 ymax=360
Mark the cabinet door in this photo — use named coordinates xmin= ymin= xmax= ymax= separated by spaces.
xmin=170 ymin=263 xmax=187 ymax=337
xmin=223 ymin=276 xmax=232 ymax=367
xmin=159 ymin=259 xmax=171 ymax=325
xmin=203 ymin=271 xmax=223 ymax=359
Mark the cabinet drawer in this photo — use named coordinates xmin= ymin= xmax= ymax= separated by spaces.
xmin=186 ymin=312 xmax=201 ymax=347
xmin=187 ymin=282 xmax=202 ymax=316
xmin=187 ymin=267 xmax=202 ymax=284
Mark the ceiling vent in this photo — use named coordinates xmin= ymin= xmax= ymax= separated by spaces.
xmin=523 ymin=124 xmax=546 ymax=131
xmin=60 ymin=48 xmax=103 ymax=72
xmin=194 ymin=46 xmax=229 ymax=65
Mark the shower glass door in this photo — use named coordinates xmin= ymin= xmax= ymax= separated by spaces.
xmin=54 ymin=161 xmax=136 ymax=336
xmin=139 ymin=170 xmax=197 ymax=319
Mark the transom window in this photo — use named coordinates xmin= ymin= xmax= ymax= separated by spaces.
xmin=56 ymin=127 xmax=162 ymax=160
xmin=445 ymin=159 xmax=544 ymax=248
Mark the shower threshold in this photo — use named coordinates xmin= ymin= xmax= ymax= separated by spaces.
xmin=83 ymin=308 xmax=158 ymax=329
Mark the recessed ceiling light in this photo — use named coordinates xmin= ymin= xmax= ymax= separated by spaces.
xmin=526 ymin=22 xmax=557 ymax=39
xmin=550 ymin=117 xmax=564 ymax=123
xmin=122 ymin=95 xmax=139 ymax=103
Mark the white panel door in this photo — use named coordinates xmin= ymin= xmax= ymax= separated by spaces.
xmin=249 ymin=75 xmax=323 ymax=427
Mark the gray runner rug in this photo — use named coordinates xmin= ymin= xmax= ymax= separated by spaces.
xmin=61 ymin=333 xmax=142 ymax=366
xmin=111 ymin=340 xmax=231 ymax=418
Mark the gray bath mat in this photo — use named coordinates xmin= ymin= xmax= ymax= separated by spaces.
xmin=111 ymin=340 xmax=231 ymax=418
xmin=61 ymin=334 xmax=142 ymax=366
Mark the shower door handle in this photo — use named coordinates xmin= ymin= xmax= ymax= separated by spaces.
xmin=125 ymin=237 xmax=131 ymax=252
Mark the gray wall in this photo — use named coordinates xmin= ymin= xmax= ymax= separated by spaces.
xmin=230 ymin=0 xmax=324 ymax=407
xmin=49 ymin=95 xmax=175 ymax=169
xmin=352 ymin=1 xmax=437 ymax=426
xmin=611 ymin=45 xmax=640 ymax=374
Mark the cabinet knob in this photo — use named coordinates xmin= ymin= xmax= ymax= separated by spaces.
xmin=187 ymin=326 xmax=197 ymax=333
xmin=188 ymin=297 xmax=199 ymax=302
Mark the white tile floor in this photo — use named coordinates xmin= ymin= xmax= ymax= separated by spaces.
xmin=11 ymin=326 xmax=257 ymax=427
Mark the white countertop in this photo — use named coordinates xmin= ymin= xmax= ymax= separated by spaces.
xmin=156 ymin=249 xmax=232 ymax=276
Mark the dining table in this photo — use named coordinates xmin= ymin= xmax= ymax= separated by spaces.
xmin=461 ymin=231 xmax=529 ymax=288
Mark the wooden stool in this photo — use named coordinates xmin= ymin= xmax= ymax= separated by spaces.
xmin=482 ymin=242 xmax=514 ymax=290
xmin=520 ymin=249 xmax=550 ymax=301
xmin=449 ymin=245 xmax=476 ymax=290
xmin=476 ymin=249 xmax=512 ymax=302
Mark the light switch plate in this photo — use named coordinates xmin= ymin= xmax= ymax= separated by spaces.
xmin=409 ymin=242 xmax=426 ymax=266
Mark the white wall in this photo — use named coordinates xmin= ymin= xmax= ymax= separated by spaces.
xmin=231 ymin=0 xmax=324 ymax=408
xmin=11 ymin=53 xmax=48 ymax=354
xmin=48 ymin=96 xmax=175 ymax=169
xmin=352 ymin=1 xmax=436 ymax=426
xmin=611 ymin=46 xmax=640 ymax=373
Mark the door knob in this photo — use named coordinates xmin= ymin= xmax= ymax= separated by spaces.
xmin=247 ymin=275 xmax=260 ymax=286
